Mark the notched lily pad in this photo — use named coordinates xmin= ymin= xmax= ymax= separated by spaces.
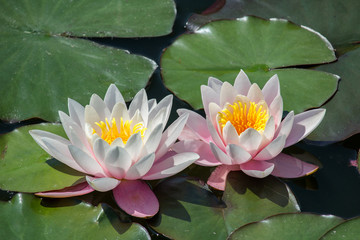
xmin=0 ymin=123 xmax=85 ymax=192
xmin=162 ymin=17 xmax=338 ymax=113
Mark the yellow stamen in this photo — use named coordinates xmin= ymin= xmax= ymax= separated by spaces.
xmin=93 ymin=118 xmax=146 ymax=145
xmin=218 ymin=101 xmax=269 ymax=135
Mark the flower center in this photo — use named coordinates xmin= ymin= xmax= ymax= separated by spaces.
xmin=94 ymin=118 xmax=146 ymax=145
xmin=218 ymin=101 xmax=269 ymax=135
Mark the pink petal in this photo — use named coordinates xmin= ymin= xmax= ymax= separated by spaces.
xmin=104 ymin=84 xmax=126 ymax=111
xmin=238 ymin=128 xmax=262 ymax=156
xmin=261 ymin=117 xmax=276 ymax=147
xmin=113 ymin=180 xmax=159 ymax=218
xmin=220 ymin=82 xmax=237 ymax=107
xmin=142 ymin=152 xmax=198 ymax=180
xmin=208 ymin=76 xmax=223 ymax=94
xmin=262 ymin=74 xmax=280 ymax=106
xmin=234 ymin=70 xmax=252 ymax=95
xmin=223 ymin=121 xmax=240 ymax=145
xmin=36 ymin=182 xmax=94 ymax=198
xmin=86 ymin=176 xmax=120 ymax=192
xmin=226 ymin=144 xmax=252 ymax=164
xmin=90 ymin=94 xmax=110 ymax=120
xmin=207 ymin=118 xmax=226 ymax=151
xmin=247 ymin=84 xmax=264 ymax=103
xmin=128 ymin=89 xmax=148 ymax=125
xmin=275 ymin=111 xmax=294 ymax=139
xmin=172 ymin=140 xmax=221 ymax=166
xmin=268 ymin=153 xmax=319 ymax=178
xmin=125 ymin=153 xmax=155 ymax=180
xmin=254 ymin=135 xmax=286 ymax=161
xmin=269 ymin=95 xmax=283 ymax=129
xmin=207 ymin=165 xmax=241 ymax=191
xmin=209 ymin=142 xmax=232 ymax=165
xmin=104 ymin=146 xmax=132 ymax=179
xmin=201 ymin=85 xmax=220 ymax=116
xmin=177 ymin=109 xmax=211 ymax=142
xmin=68 ymin=98 xmax=85 ymax=130
xmin=285 ymin=109 xmax=326 ymax=148
xmin=240 ymin=160 xmax=274 ymax=178
xmin=178 ymin=125 xmax=201 ymax=141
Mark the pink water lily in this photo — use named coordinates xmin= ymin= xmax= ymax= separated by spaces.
xmin=173 ymin=70 xmax=325 ymax=191
xmin=30 ymin=85 xmax=199 ymax=218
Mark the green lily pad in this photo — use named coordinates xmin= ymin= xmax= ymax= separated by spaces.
xmin=320 ymin=216 xmax=360 ymax=239
xmin=187 ymin=0 xmax=360 ymax=48
xmin=162 ymin=17 xmax=338 ymax=113
xmin=0 ymin=193 xmax=150 ymax=239
xmin=150 ymin=172 xmax=299 ymax=239
xmin=0 ymin=123 xmax=85 ymax=192
xmin=308 ymin=47 xmax=360 ymax=142
xmin=0 ymin=0 xmax=177 ymax=121
xmin=228 ymin=213 xmax=343 ymax=240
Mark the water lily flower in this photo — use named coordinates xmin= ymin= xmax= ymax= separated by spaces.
xmin=173 ymin=70 xmax=325 ymax=191
xmin=30 ymin=85 xmax=199 ymax=217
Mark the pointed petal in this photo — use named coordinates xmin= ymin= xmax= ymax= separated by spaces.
xmin=172 ymin=140 xmax=221 ymax=166
xmin=269 ymin=95 xmax=283 ymax=129
xmin=238 ymin=128 xmax=262 ymax=156
xmin=201 ymin=85 xmax=220 ymax=116
xmin=68 ymin=98 xmax=85 ymax=129
xmin=128 ymin=89 xmax=148 ymax=125
xmin=262 ymin=116 xmax=276 ymax=145
xmin=148 ymin=99 xmax=157 ymax=112
xmin=208 ymin=76 xmax=223 ymax=93
xmin=141 ymin=124 xmax=163 ymax=158
xmin=240 ymin=160 xmax=274 ymax=178
xmin=85 ymin=105 xmax=101 ymax=133
xmin=110 ymin=102 xmax=130 ymax=122
xmin=156 ymin=113 xmax=189 ymax=159
xmin=36 ymin=182 xmax=94 ymax=198
xmin=93 ymin=138 xmax=111 ymax=176
xmin=142 ymin=152 xmax=198 ymax=180
xmin=209 ymin=142 xmax=232 ymax=165
xmin=223 ymin=122 xmax=240 ymax=145
xmin=125 ymin=132 xmax=143 ymax=161
xmin=207 ymin=165 xmax=241 ymax=191
xmin=209 ymin=102 xmax=222 ymax=128
xmin=254 ymin=135 xmax=286 ymax=160
xmin=226 ymin=144 xmax=252 ymax=164
xmin=262 ymin=74 xmax=280 ymax=106
xmin=90 ymin=94 xmax=110 ymax=120
xmin=104 ymin=84 xmax=126 ymax=111
xmin=268 ymin=153 xmax=319 ymax=178
xmin=207 ymin=118 xmax=226 ymax=150
xmin=86 ymin=176 xmax=120 ymax=192
xmin=145 ymin=107 xmax=167 ymax=137
xmin=113 ymin=180 xmax=159 ymax=218
xmin=68 ymin=145 xmax=106 ymax=177
xmin=234 ymin=70 xmax=252 ymax=95
xmin=275 ymin=111 xmax=294 ymax=138
xmin=178 ymin=125 xmax=200 ymax=141
xmin=285 ymin=109 xmax=326 ymax=148
xmin=104 ymin=146 xmax=132 ymax=179
xmin=220 ymin=82 xmax=237 ymax=107
xmin=177 ymin=109 xmax=211 ymax=142
xmin=29 ymin=129 xmax=70 ymax=153
xmin=125 ymin=153 xmax=155 ymax=180
xmin=148 ymin=95 xmax=172 ymax=128
xmin=247 ymin=84 xmax=264 ymax=103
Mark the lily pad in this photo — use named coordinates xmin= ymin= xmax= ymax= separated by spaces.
xmin=150 ymin=172 xmax=299 ymax=239
xmin=0 ymin=0 xmax=176 ymax=121
xmin=162 ymin=17 xmax=338 ymax=113
xmin=0 ymin=123 xmax=85 ymax=192
xmin=320 ymin=216 xmax=360 ymax=239
xmin=308 ymin=47 xmax=360 ymax=142
xmin=0 ymin=193 xmax=150 ymax=239
xmin=187 ymin=0 xmax=360 ymax=48
xmin=228 ymin=213 xmax=343 ymax=240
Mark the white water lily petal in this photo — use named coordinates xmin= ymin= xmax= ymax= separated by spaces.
xmin=93 ymin=138 xmax=110 ymax=164
xmin=226 ymin=144 xmax=252 ymax=164
xmin=269 ymin=95 xmax=283 ymax=129
xmin=234 ymin=69 xmax=252 ymax=95
xmin=68 ymin=98 xmax=85 ymax=129
xmin=148 ymin=95 xmax=172 ymax=128
xmin=125 ymin=132 xmax=143 ymax=162
xmin=201 ymin=85 xmax=220 ymax=116
xmin=238 ymin=128 xmax=263 ymax=156
xmin=29 ymin=129 xmax=70 ymax=153
xmin=285 ymin=109 xmax=326 ymax=148
xmin=141 ymin=124 xmax=163 ymax=158
xmin=125 ymin=153 xmax=155 ymax=180
xmin=104 ymin=84 xmax=126 ymax=111
xmin=146 ymin=107 xmax=167 ymax=136
xmin=128 ymin=89 xmax=148 ymax=125
xmin=86 ymin=176 xmax=120 ymax=192
xmin=90 ymin=94 xmax=111 ymax=120
xmin=208 ymin=76 xmax=223 ymax=94
xmin=220 ymin=82 xmax=237 ymax=107
xmin=148 ymin=98 xmax=157 ymax=112
xmin=143 ymin=152 xmax=199 ymax=180
xmin=110 ymin=102 xmax=130 ymax=122
xmin=68 ymin=145 xmax=106 ymax=177
xmin=209 ymin=142 xmax=232 ymax=165
xmin=85 ymin=105 xmax=101 ymax=133
xmin=275 ymin=111 xmax=294 ymax=138
xmin=104 ymin=146 xmax=132 ymax=179
xmin=254 ymin=135 xmax=286 ymax=160
xmin=110 ymin=137 xmax=125 ymax=148
xmin=223 ymin=121 xmax=240 ymax=145
xmin=262 ymin=74 xmax=280 ymax=106
xmin=247 ymin=83 xmax=264 ymax=103
xmin=156 ymin=113 xmax=189 ymax=159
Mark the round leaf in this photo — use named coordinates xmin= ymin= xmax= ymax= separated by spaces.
xmin=0 ymin=193 xmax=150 ymax=239
xmin=228 ymin=213 xmax=343 ymax=240
xmin=187 ymin=0 xmax=360 ymax=48
xmin=320 ymin=216 xmax=360 ymax=239
xmin=162 ymin=17 xmax=338 ymax=113
xmin=0 ymin=123 xmax=85 ymax=192
xmin=309 ymin=47 xmax=360 ymax=142
xmin=150 ymin=173 xmax=299 ymax=239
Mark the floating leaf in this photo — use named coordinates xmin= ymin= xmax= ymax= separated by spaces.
xmin=162 ymin=17 xmax=338 ymax=113
xmin=0 ymin=123 xmax=85 ymax=192
xmin=308 ymin=48 xmax=360 ymax=142
xmin=0 ymin=193 xmax=150 ymax=239
xmin=0 ymin=0 xmax=175 ymax=121
xmin=187 ymin=0 xmax=360 ymax=48
xmin=150 ymin=172 xmax=299 ymax=239
xmin=228 ymin=213 xmax=343 ymax=240
xmin=320 ymin=216 xmax=360 ymax=239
